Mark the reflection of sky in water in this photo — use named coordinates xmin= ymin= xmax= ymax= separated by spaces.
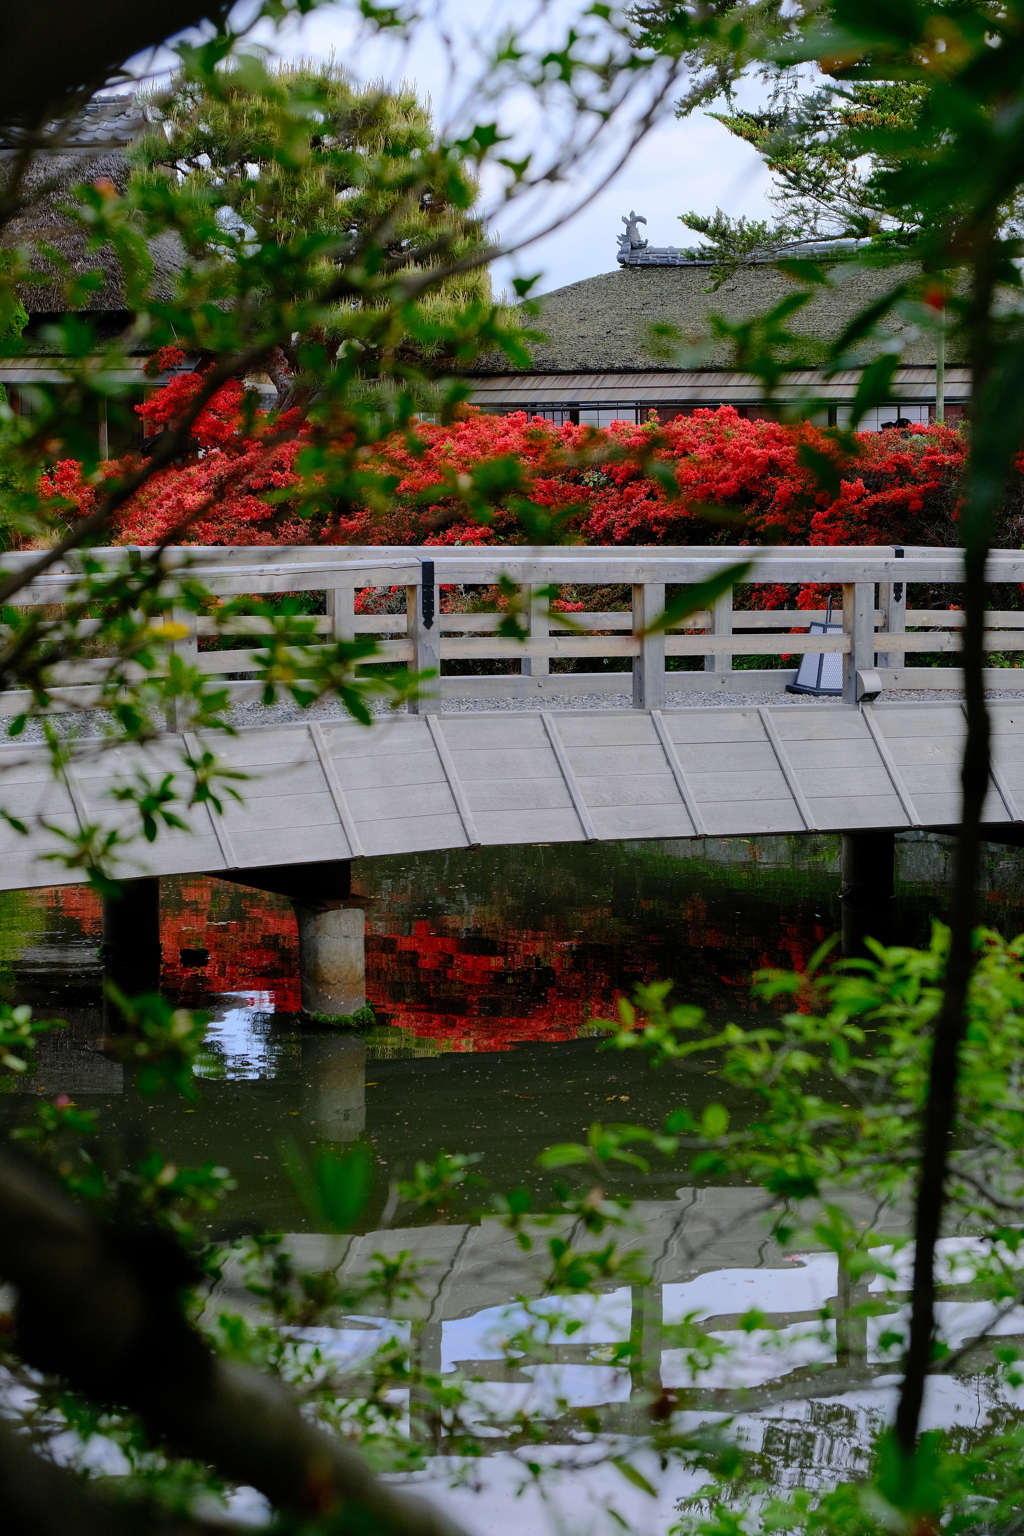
xmin=663 ymin=1318 xmax=838 ymax=1390
xmin=868 ymin=1235 xmax=1024 ymax=1290
xmin=197 ymin=992 xmax=277 ymax=1080
xmin=442 ymin=1288 xmax=633 ymax=1371
xmin=287 ymin=1317 xmax=411 ymax=1369
xmin=22 ymin=1243 xmax=1024 ymax=1534
xmin=661 ymin=1257 xmax=840 ymax=1390
xmin=662 ymin=1254 xmax=839 ymax=1323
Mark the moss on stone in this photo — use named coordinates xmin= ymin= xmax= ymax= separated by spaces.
xmin=303 ymin=1002 xmax=375 ymax=1028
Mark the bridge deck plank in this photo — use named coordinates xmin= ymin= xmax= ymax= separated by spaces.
xmin=466 ymin=779 xmax=574 ymax=813
xmin=799 ymin=767 xmax=900 ymax=798
xmin=873 ymin=707 xmax=969 ymax=738
xmin=0 ymin=700 xmax=1018 ymax=888
xmin=770 ymin=711 xmax=872 ymax=741
xmin=591 ymin=804 xmax=697 ymax=839
xmin=699 ymin=801 xmax=806 ymax=835
xmin=576 ymin=775 xmax=683 ymax=807
xmin=687 ymin=769 xmax=793 ymax=802
xmin=551 ymin=713 xmax=663 ymax=745
xmin=664 ymin=711 xmax=769 ymax=744
xmin=473 ymin=808 xmax=588 ymax=845
xmin=809 ymin=796 xmax=910 ymax=829
xmin=786 ymin=739 xmax=883 ymax=770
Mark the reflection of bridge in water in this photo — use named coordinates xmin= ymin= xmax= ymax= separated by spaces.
xmin=10 ymin=953 xmax=1023 ymax=1526
xmin=20 ymin=1016 xmax=1006 ymax=1431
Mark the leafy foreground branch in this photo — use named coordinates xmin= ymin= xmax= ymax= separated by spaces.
xmin=0 ymin=1146 xmax=466 ymax=1536
xmin=7 ymin=929 xmax=1024 ymax=1533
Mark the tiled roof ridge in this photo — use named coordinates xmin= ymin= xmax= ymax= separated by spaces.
xmin=617 ymin=238 xmax=869 ymax=268
xmin=0 ymin=94 xmax=146 ymax=152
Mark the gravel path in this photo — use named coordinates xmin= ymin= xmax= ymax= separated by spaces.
xmin=222 ymin=683 xmax=1011 ymax=726
xmin=6 ymin=682 xmax=1016 ymax=743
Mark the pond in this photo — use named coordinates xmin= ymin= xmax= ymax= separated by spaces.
xmin=3 ymin=832 xmax=1024 ymax=1532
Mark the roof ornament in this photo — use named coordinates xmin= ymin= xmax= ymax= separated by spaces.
xmin=618 ymin=210 xmax=648 ymax=254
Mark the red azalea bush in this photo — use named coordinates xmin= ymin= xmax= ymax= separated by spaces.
xmin=348 ymin=408 xmax=972 ymax=549
xmin=42 ymin=376 xmax=1006 ymax=555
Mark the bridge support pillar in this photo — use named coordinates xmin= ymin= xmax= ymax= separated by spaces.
xmin=292 ymin=900 xmax=368 ymax=1021
xmin=101 ymin=877 xmax=161 ymax=1020
xmin=840 ymin=831 xmax=894 ymax=957
xmin=212 ymin=861 xmax=370 ymax=1024
xmin=302 ymin=1035 xmax=366 ymax=1140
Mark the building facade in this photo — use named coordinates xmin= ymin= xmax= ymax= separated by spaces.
xmin=2 ymin=127 xmax=963 ymax=443
xmin=466 ymin=218 xmax=965 ymax=430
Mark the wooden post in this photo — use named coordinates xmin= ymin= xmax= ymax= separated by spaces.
xmin=704 ymin=588 xmax=733 ymax=674
xmin=629 ymin=1284 xmax=663 ymax=1405
xmin=842 ymin=582 xmax=876 ymax=705
xmin=878 ymin=554 xmax=906 ymax=673
xmin=407 ymin=570 xmax=440 ymax=714
xmin=164 ymin=604 xmax=199 ymax=732
xmin=632 ymin=581 xmax=666 ymax=710
xmin=326 ymin=585 xmax=356 ymax=642
xmin=521 ymin=583 xmax=549 ymax=676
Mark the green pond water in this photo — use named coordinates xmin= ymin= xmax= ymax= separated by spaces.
xmin=4 ymin=834 xmax=1024 ymax=1531
xmin=0 ymin=830 xmax=1019 ymax=1234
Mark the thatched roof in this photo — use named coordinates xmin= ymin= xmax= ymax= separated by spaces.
xmin=473 ymin=261 xmax=951 ymax=375
xmin=1 ymin=100 xmax=183 ymax=317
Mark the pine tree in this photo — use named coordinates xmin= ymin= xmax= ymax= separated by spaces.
xmin=132 ymin=60 xmax=508 ymax=408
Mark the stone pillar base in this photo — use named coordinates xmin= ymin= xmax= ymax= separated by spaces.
xmin=292 ymin=898 xmax=369 ymax=1022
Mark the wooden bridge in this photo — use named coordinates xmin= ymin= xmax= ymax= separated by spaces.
xmin=1 ymin=544 xmax=1023 ymax=892
xmin=0 ymin=699 xmax=1021 ymax=892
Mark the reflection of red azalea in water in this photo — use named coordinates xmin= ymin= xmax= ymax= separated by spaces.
xmin=161 ymin=878 xmax=301 ymax=1009
xmin=38 ymin=865 xmax=828 ymax=1054
xmin=37 ymin=879 xmax=662 ymax=1051
xmin=365 ymin=919 xmax=652 ymax=1052
xmin=47 ymin=885 xmax=102 ymax=939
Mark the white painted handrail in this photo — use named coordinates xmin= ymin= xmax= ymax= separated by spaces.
xmin=4 ymin=544 xmax=1023 ymax=713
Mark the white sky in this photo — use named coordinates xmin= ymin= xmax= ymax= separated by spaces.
xmin=124 ymin=0 xmax=777 ymax=296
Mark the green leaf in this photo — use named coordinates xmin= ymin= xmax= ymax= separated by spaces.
xmin=612 ymin=1458 xmax=657 ymax=1497
xmin=701 ymin=1103 xmax=730 ymax=1138
xmin=847 ymin=353 xmax=902 ymax=431
xmin=537 ymin=1143 xmax=591 ymax=1167
xmin=280 ymin=1139 xmax=374 ymax=1232
xmin=774 ymin=259 xmax=832 ymax=285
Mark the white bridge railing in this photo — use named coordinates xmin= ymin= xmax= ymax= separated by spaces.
xmin=6 ymin=543 xmax=1024 ymax=714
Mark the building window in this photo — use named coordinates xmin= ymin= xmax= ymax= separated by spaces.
xmin=835 ymin=403 xmax=946 ymax=431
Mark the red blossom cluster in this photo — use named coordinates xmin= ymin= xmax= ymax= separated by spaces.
xmin=346 ymin=407 xmax=968 ymax=550
xmin=142 ymin=344 xmax=189 ymax=379
xmin=41 ymin=369 xmax=982 ymax=553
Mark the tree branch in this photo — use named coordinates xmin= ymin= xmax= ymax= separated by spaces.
xmin=0 ymin=1149 xmax=468 ymax=1536
xmin=0 ymin=1415 xmax=244 ymax=1536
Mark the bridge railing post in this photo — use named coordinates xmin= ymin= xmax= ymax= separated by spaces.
xmin=326 ymin=584 xmax=356 ymax=643
xmin=878 ymin=571 xmax=906 ymax=673
xmin=522 ymin=583 xmax=550 ymax=677
xmin=165 ymin=604 xmax=199 ymax=732
xmin=704 ymin=588 xmax=733 ymax=674
xmin=842 ymin=581 xmax=877 ymax=704
xmin=407 ymin=565 xmax=440 ymax=714
xmin=632 ymin=581 xmax=666 ymax=710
